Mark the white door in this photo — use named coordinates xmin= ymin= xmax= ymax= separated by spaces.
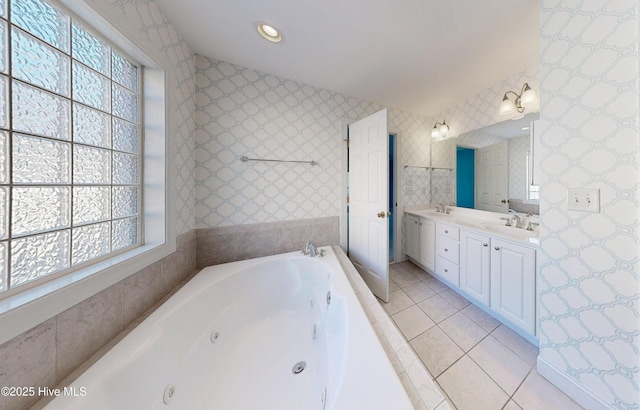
xmin=349 ymin=109 xmax=389 ymax=302
xmin=477 ymin=140 xmax=509 ymax=213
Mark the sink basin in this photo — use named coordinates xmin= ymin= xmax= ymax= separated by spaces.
xmin=483 ymin=224 xmax=539 ymax=242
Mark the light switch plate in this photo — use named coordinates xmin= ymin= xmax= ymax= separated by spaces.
xmin=567 ymin=188 xmax=600 ymax=212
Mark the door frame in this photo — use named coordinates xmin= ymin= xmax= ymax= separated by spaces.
xmin=340 ymin=117 xmax=402 ymax=263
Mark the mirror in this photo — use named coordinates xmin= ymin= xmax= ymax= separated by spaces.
xmin=430 ymin=112 xmax=540 ymax=215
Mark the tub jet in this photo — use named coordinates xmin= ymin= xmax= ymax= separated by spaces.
xmin=292 ymin=361 xmax=306 ymax=374
xmin=163 ymin=385 xmax=176 ymax=405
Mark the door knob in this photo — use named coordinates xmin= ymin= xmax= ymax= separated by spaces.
xmin=483 ymin=243 xmax=488 ymax=247
xmin=495 ymin=246 xmax=500 ymax=251
xmin=377 ymin=212 xmax=386 ymax=218
xmin=501 ymin=199 xmax=507 ymax=203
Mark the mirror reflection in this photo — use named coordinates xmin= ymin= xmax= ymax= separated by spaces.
xmin=455 ymin=112 xmax=540 ymax=215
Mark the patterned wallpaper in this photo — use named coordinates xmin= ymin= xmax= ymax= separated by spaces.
xmin=194 ymin=56 xmax=434 ymax=228
xmin=390 ymin=108 xmax=433 ymax=208
xmin=538 ymin=1 xmax=639 ymax=408
xmin=89 ymin=0 xmax=196 ymax=235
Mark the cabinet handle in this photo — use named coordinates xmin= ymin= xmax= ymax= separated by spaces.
xmin=444 ymin=269 xmax=448 ymax=273
xmin=483 ymin=243 xmax=488 ymax=247
xmin=494 ymin=246 xmax=500 ymax=251
xmin=444 ymin=248 xmax=448 ymax=252
xmin=444 ymin=230 xmax=449 ymax=233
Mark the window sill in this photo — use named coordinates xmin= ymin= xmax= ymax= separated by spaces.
xmin=0 ymin=240 xmax=174 ymax=346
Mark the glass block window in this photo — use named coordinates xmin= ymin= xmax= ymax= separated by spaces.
xmin=0 ymin=0 xmax=141 ymax=294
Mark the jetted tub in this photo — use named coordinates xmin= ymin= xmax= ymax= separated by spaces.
xmin=45 ymin=247 xmax=413 ymax=409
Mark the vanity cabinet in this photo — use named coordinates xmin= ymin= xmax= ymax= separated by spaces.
xmin=460 ymin=230 xmax=491 ymax=305
xmin=490 ymin=238 xmax=536 ymax=335
xmin=435 ymin=223 xmax=460 ymax=286
xmin=405 ymin=215 xmax=435 ymax=271
xmin=405 ymin=215 xmax=419 ymax=260
xmin=405 ymin=211 xmax=537 ymax=339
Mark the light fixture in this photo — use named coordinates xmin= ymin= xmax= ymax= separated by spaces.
xmin=431 ymin=121 xmax=449 ymax=139
xmin=257 ymin=23 xmax=283 ymax=43
xmin=500 ymin=83 xmax=537 ymax=116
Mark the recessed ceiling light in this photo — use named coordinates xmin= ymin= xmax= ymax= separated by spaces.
xmin=257 ymin=23 xmax=283 ymax=43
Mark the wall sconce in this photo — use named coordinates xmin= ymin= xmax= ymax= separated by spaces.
xmin=431 ymin=121 xmax=449 ymax=139
xmin=500 ymin=83 xmax=537 ymax=116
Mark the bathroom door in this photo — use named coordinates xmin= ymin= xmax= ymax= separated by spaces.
xmin=477 ymin=140 xmax=509 ymax=213
xmin=348 ymin=109 xmax=390 ymax=302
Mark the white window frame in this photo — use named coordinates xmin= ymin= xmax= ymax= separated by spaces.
xmin=0 ymin=0 xmax=176 ymax=346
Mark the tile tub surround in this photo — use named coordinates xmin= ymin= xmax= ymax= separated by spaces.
xmin=0 ymin=231 xmax=197 ymax=410
xmin=334 ymin=247 xmax=450 ymax=410
xmin=196 ymin=216 xmax=340 ymax=268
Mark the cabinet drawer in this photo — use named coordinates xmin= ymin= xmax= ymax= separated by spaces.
xmin=436 ymin=223 xmax=459 ymax=240
xmin=437 ymin=235 xmax=459 ymax=263
xmin=436 ymin=256 xmax=460 ymax=286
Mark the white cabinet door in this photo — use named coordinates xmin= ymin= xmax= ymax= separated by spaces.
xmin=405 ymin=215 xmax=419 ymax=260
xmin=490 ymin=238 xmax=536 ymax=335
xmin=418 ymin=218 xmax=435 ymax=271
xmin=460 ymin=230 xmax=491 ymax=305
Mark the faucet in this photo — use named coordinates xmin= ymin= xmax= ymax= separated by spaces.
xmin=527 ymin=221 xmax=539 ymax=231
xmin=301 ymin=241 xmax=325 ymax=257
xmin=512 ymin=215 xmax=524 ymax=229
xmin=499 ymin=217 xmax=512 ymax=226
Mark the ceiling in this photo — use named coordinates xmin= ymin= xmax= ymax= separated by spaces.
xmin=154 ymin=0 xmax=539 ymax=118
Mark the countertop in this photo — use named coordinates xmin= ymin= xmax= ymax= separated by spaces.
xmin=405 ymin=205 xmax=540 ymax=247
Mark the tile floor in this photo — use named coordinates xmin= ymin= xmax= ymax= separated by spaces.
xmin=381 ymin=260 xmax=585 ymax=410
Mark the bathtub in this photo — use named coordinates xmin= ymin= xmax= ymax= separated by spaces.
xmin=44 ymin=246 xmax=412 ymax=409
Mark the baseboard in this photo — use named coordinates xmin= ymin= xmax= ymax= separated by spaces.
xmin=537 ymin=356 xmax=612 ymax=410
